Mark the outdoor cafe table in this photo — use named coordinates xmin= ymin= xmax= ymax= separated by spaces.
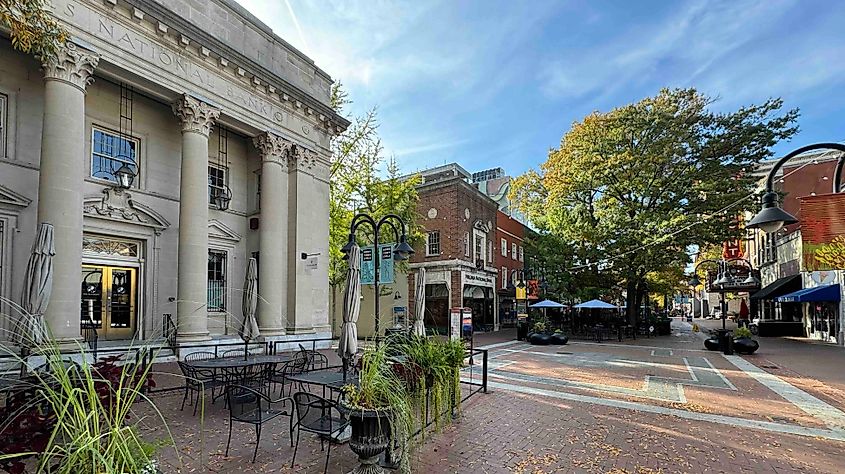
xmin=286 ymin=367 xmax=359 ymax=399
xmin=184 ymin=354 xmax=294 ymax=371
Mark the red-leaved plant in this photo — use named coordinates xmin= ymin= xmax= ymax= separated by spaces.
xmin=0 ymin=353 xmax=155 ymax=473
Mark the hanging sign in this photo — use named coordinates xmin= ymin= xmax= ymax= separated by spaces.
xmin=360 ymin=243 xmax=395 ymax=285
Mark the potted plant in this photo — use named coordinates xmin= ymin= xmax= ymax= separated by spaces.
xmin=341 ymin=344 xmax=413 ymax=474
xmin=0 ymin=344 xmax=163 ymax=474
xmin=549 ymin=329 xmax=568 ymax=345
xmin=528 ymin=321 xmax=551 ymax=345
xmin=401 ymin=337 xmax=465 ymax=435
xmin=733 ymin=326 xmax=759 ymax=355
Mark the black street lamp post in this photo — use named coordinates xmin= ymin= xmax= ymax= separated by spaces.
xmin=748 ymin=143 xmax=845 ymax=232
xmin=507 ymin=269 xmax=529 ymax=340
xmin=341 ymin=213 xmax=415 ymax=340
xmin=689 ymin=258 xmax=759 ymax=330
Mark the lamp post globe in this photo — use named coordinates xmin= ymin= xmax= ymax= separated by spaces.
xmin=742 ymin=273 xmax=760 ymax=286
xmin=340 ymin=234 xmax=356 ymax=260
xmin=393 ymin=234 xmax=415 ymax=261
xmin=114 ymin=163 xmax=136 ymax=189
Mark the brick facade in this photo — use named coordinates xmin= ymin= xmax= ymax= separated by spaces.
xmin=494 ymin=210 xmax=527 ymax=289
xmin=407 ymin=164 xmax=499 ymax=332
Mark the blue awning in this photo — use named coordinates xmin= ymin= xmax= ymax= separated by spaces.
xmin=775 ymin=284 xmax=841 ymax=303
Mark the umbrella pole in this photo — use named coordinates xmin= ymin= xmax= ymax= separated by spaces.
xmin=245 ymin=339 xmax=249 ymax=360
xmin=342 ymin=357 xmax=348 ymax=382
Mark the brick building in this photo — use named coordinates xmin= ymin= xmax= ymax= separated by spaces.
xmin=407 ymin=164 xmax=499 ymax=334
xmin=495 ymin=210 xmax=529 ymax=327
xmin=747 ymin=150 xmax=845 ymax=344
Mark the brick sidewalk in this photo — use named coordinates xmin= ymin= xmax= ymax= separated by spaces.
xmin=133 ymin=326 xmax=845 ymax=473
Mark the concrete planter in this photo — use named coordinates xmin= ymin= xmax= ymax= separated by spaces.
xmin=549 ymin=334 xmax=569 ymax=345
xmin=733 ymin=337 xmax=759 ymax=355
xmin=528 ymin=333 xmax=551 ymax=345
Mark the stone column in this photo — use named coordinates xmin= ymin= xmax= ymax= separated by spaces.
xmin=286 ymin=146 xmax=330 ymax=334
xmin=252 ymin=132 xmax=292 ymax=336
xmin=38 ymin=43 xmax=99 ymax=342
xmin=172 ymin=94 xmax=220 ymax=341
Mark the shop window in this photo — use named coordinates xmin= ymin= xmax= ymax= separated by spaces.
xmin=501 ymin=238 xmax=507 ymax=257
xmin=91 ymin=127 xmax=139 ymax=185
xmin=208 ymin=249 xmax=227 ymax=311
xmin=426 ymin=231 xmax=440 ymax=256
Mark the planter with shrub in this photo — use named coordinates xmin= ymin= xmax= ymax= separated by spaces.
xmin=733 ymin=326 xmax=759 ymax=355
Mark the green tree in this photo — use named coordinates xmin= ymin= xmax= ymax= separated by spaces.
xmin=328 ymin=84 xmax=420 ymax=330
xmin=1 ymin=0 xmax=67 ymax=58
xmin=511 ymin=88 xmax=798 ymax=324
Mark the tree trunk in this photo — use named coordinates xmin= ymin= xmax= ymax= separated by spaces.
xmin=625 ymin=280 xmax=637 ymax=327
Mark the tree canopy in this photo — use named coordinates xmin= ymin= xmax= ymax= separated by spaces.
xmin=511 ymin=88 xmax=798 ymax=320
xmin=1 ymin=0 xmax=66 ymax=58
xmin=328 ymin=84 xmax=420 ymax=290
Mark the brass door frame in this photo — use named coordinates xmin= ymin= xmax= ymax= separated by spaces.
xmin=81 ymin=265 xmax=137 ymax=340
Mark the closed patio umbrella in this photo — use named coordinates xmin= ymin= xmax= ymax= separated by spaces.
xmin=412 ymin=267 xmax=426 ymax=337
xmin=15 ymin=223 xmax=55 ymax=347
xmin=239 ymin=258 xmax=260 ymax=360
xmin=338 ymin=244 xmax=361 ymax=381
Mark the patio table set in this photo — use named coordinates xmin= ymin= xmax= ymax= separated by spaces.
xmin=176 ymin=346 xmax=358 ymax=470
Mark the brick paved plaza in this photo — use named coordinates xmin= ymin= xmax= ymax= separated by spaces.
xmin=135 ymin=320 xmax=845 ymax=473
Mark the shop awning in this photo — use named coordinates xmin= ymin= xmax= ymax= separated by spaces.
xmin=750 ymin=275 xmax=801 ymax=301
xmin=775 ymin=284 xmax=841 ymax=303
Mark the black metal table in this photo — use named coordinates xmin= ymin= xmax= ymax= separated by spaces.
xmin=184 ymin=354 xmax=294 ymax=370
xmin=286 ymin=368 xmax=358 ymax=399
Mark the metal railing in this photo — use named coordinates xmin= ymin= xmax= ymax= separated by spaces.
xmin=80 ymin=320 xmax=99 ymax=359
xmin=162 ymin=313 xmax=176 ymax=352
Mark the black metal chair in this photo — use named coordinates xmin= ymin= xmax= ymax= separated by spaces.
xmin=222 ymin=349 xmax=245 ymax=358
xmin=225 ymin=384 xmax=294 ymax=463
xmin=184 ymin=351 xmax=216 ymax=362
xmin=291 ymin=391 xmax=350 ymax=474
xmin=177 ymin=361 xmax=225 ymax=416
xmin=269 ymin=351 xmax=309 ymax=397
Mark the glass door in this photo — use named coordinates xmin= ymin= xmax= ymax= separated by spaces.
xmin=81 ymin=265 xmax=137 ymax=340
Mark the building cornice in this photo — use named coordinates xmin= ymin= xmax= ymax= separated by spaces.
xmin=105 ymin=0 xmax=349 ymax=134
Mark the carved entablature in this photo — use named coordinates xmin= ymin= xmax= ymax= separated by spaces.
xmin=171 ymin=94 xmax=220 ymax=137
xmin=42 ymin=42 xmax=100 ymax=92
xmin=83 ymin=188 xmax=170 ymax=233
xmin=253 ymin=132 xmax=294 ymax=168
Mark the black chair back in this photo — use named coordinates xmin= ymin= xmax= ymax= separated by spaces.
xmin=185 ymin=351 xmax=216 ymax=361
xmin=292 ymin=391 xmax=337 ymax=435
xmin=227 ymin=384 xmax=262 ymax=423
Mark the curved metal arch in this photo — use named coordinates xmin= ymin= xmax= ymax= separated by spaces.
xmin=762 ymin=142 xmax=845 ymax=194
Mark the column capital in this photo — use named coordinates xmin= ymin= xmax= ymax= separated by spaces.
xmin=42 ymin=42 xmax=100 ymax=92
xmin=288 ymin=145 xmax=318 ymax=172
xmin=171 ymin=94 xmax=220 ymax=137
xmin=253 ymin=132 xmax=294 ymax=166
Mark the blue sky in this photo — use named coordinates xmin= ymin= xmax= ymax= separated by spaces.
xmin=239 ymin=0 xmax=845 ymax=177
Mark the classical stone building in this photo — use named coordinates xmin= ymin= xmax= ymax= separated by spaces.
xmin=0 ymin=0 xmax=347 ymax=349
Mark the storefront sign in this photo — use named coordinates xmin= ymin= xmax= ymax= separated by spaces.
xmin=462 ymin=271 xmax=495 ymax=288
xmin=515 ymin=286 xmax=527 ymax=300
xmin=449 ymin=307 xmax=463 ymax=341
